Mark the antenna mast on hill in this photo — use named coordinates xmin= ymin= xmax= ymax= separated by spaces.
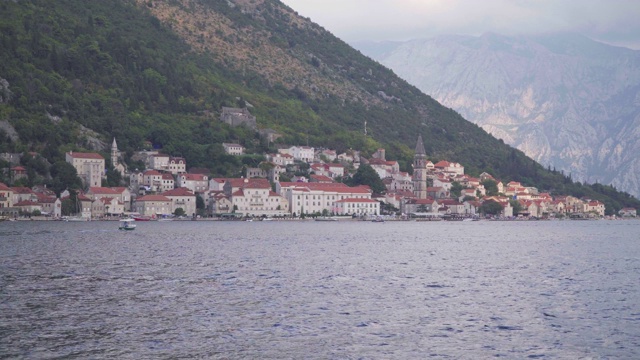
xmin=364 ymin=119 xmax=367 ymax=137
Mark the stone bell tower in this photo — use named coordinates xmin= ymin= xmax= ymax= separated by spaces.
xmin=111 ymin=137 xmax=126 ymax=177
xmin=413 ymin=134 xmax=428 ymax=199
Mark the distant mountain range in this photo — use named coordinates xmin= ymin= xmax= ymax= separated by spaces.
xmin=354 ymin=33 xmax=640 ymax=198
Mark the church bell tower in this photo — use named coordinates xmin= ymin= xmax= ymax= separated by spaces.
xmin=413 ymin=135 xmax=428 ymax=199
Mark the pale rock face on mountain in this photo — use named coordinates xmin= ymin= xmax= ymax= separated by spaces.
xmin=355 ymin=33 xmax=640 ymax=198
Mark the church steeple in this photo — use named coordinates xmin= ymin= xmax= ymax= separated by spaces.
xmin=111 ymin=137 xmax=119 ymax=167
xmin=413 ymin=135 xmax=428 ymax=199
xmin=415 ymin=134 xmax=426 ymax=155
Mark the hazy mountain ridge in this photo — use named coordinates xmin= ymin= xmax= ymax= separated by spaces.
xmin=355 ymin=33 xmax=640 ymax=197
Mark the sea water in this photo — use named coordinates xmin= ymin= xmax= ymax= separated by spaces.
xmin=1 ymin=220 xmax=639 ymax=359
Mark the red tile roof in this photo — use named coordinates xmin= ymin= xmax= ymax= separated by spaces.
xmin=136 ymin=195 xmax=171 ymax=202
xmin=310 ymin=174 xmax=334 ymax=182
xmin=162 ymin=187 xmax=195 ymax=196
xmin=67 ymin=152 xmax=104 ymax=159
xmin=89 ymin=187 xmax=119 ymax=195
xmin=10 ymin=187 xmax=34 ymax=194
xmin=225 ymin=178 xmax=271 ymax=189
xmin=181 ymin=173 xmax=208 ymax=181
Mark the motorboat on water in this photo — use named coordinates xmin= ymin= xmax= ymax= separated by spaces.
xmin=118 ymin=218 xmax=137 ymax=230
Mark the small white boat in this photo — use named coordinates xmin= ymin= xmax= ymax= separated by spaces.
xmin=118 ymin=218 xmax=137 ymax=230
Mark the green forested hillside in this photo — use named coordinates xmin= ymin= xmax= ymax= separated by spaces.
xmin=0 ymin=0 xmax=638 ymax=213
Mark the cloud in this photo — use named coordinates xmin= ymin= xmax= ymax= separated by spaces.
xmin=281 ymin=0 xmax=640 ymax=49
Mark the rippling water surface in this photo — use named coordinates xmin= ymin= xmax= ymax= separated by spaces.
xmin=1 ymin=220 xmax=639 ymax=359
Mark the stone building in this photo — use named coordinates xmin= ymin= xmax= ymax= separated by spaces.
xmin=220 ymin=107 xmax=257 ymax=129
xmin=65 ymin=151 xmax=105 ymax=188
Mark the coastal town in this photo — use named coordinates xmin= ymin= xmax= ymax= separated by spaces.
xmin=0 ymin=107 xmax=637 ymax=222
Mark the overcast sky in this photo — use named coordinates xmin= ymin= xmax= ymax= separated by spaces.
xmin=280 ymin=0 xmax=640 ymax=49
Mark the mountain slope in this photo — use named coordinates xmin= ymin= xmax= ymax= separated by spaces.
xmin=0 ymin=1 xmax=638 ymax=212
xmin=355 ymin=33 xmax=640 ymax=198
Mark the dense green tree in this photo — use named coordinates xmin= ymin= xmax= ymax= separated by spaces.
xmin=104 ymin=160 xmax=123 ymax=187
xmin=510 ymin=199 xmax=523 ymax=215
xmin=48 ymin=161 xmax=83 ymax=195
xmin=480 ymin=200 xmax=504 ymax=215
xmin=347 ymin=163 xmax=386 ymax=195
xmin=482 ymin=179 xmax=499 ymax=196
xmin=196 ymin=194 xmax=204 ymax=210
xmin=174 ymin=207 xmax=186 ymax=217
xmin=450 ymin=181 xmax=463 ymax=198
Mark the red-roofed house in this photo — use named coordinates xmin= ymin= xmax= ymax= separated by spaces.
xmin=368 ymin=158 xmax=400 ymax=179
xmin=310 ymin=163 xmax=330 ymax=177
xmin=433 ymin=177 xmax=452 ymax=190
xmin=585 ymin=200 xmax=605 ymax=217
xmin=11 ymin=187 xmax=37 ymax=204
xmin=168 ymin=157 xmax=186 ymax=175
xmin=619 ymin=207 xmax=637 ymax=217
xmin=142 ymin=170 xmax=163 ymax=192
xmin=37 ymin=194 xmax=62 ymax=218
xmin=13 ymin=200 xmax=42 ymax=214
xmin=162 ymin=187 xmax=197 ymax=216
xmin=268 ymin=153 xmax=295 ymax=166
xmin=439 ymin=199 xmax=465 ymax=214
xmin=223 ymin=178 xmax=271 ymax=196
xmin=550 ymin=200 xmax=566 ymax=215
xmin=87 ymin=187 xmax=120 ymax=200
xmin=109 ymin=187 xmax=132 ymax=211
xmin=158 ymin=173 xmax=174 ymax=192
xmin=207 ymin=191 xmax=233 ymax=215
xmin=177 ymin=173 xmax=209 ymax=193
xmin=134 ymin=195 xmax=172 ymax=216
xmin=401 ymin=197 xmax=438 ymax=214
xmin=319 ymin=149 xmax=337 ymax=161
xmin=65 ymin=151 xmax=105 ymax=187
